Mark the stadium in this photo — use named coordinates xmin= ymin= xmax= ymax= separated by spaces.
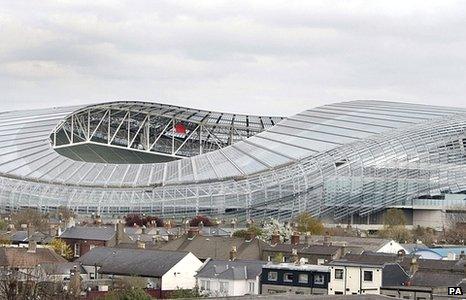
xmin=1 ymin=100 xmax=466 ymax=224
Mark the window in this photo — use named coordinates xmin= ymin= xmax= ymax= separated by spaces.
xmin=335 ymin=291 xmax=344 ymax=295
xmin=200 ymin=280 xmax=210 ymax=291
xmin=298 ymin=273 xmax=308 ymax=283
xmin=89 ymin=244 xmax=96 ymax=250
xmin=334 ymin=268 xmax=344 ymax=280
xmin=73 ymin=243 xmax=80 ymax=257
xmin=268 ymin=271 xmax=278 ymax=281
xmin=248 ymin=282 xmax=255 ymax=293
xmin=284 ymin=273 xmax=294 ymax=282
xmin=219 ymin=281 xmax=229 ymax=294
xmin=363 ymin=271 xmax=373 ymax=282
xmin=314 ymin=274 xmax=325 ymax=284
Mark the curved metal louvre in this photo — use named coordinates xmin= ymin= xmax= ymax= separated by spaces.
xmin=0 ymin=100 xmax=465 ymax=189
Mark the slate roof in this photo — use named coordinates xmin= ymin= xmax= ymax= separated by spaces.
xmin=41 ymin=262 xmax=86 ymax=275
xmin=158 ymin=235 xmax=267 ymax=260
xmin=196 ymin=259 xmax=265 ymax=280
xmin=0 ymin=246 xmax=66 ymax=268
xmin=399 ymin=257 xmax=465 ymax=273
xmin=60 ymin=226 xmax=116 ymax=241
xmin=329 ymin=252 xmax=404 ymax=267
xmin=409 ymin=270 xmax=464 ymax=287
xmin=263 ymin=243 xmax=341 ymax=255
xmin=306 ymin=235 xmax=392 ymax=252
xmin=125 ymin=226 xmax=231 ymax=237
xmin=77 ymin=247 xmax=190 ymax=277
xmin=10 ymin=231 xmax=54 ymax=244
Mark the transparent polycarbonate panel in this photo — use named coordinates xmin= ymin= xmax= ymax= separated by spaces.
xmin=248 ymin=135 xmax=313 ymax=160
xmin=282 ymin=119 xmax=373 ymax=139
xmin=259 ymin=131 xmax=338 ymax=153
xmin=270 ymin=125 xmax=357 ymax=145
xmin=149 ymin=164 xmax=165 ymax=184
xmin=221 ymin=147 xmax=268 ymax=174
xmin=206 ymin=150 xmax=242 ymax=178
xmin=233 ymin=142 xmax=292 ymax=167
xmin=193 ymin=155 xmax=218 ymax=181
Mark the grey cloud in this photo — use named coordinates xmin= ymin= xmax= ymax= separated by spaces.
xmin=1 ymin=0 xmax=466 ymax=116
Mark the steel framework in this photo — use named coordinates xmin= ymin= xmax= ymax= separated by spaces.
xmin=0 ymin=100 xmax=465 ymax=221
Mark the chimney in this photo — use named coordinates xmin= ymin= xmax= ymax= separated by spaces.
xmin=323 ymin=233 xmax=331 ymax=247
xmin=291 ymin=232 xmax=300 ymax=245
xmin=141 ymin=226 xmax=147 ymax=235
xmin=27 ymin=240 xmax=37 ymax=253
xmin=27 ymin=223 xmax=35 ymax=240
xmin=341 ymin=242 xmax=347 ymax=257
xmin=271 ymin=231 xmax=280 ymax=245
xmin=136 ymin=240 xmax=146 ymax=249
xmin=397 ymin=249 xmax=405 ymax=262
xmin=460 ymin=250 xmax=465 ymax=260
xmin=409 ymin=257 xmax=418 ymax=275
xmin=305 ymin=232 xmax=311 ymax=245
xmin=115 ymin=221 xmax=125 ymax=245
xmin=229 ymin=246 xmax=237 ymax=261
xmin=187 ymin=228 xmax=199 ymax=239
xmin=198 ymin=221 xmax=204 ymax=230
xmin=291 ymin=248 xmax=299 ymax=264
xmin=166 ymin=220 xmax=172 ymax=229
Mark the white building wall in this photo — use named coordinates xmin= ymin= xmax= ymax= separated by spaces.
xmin=161 ymin=252 xmax=203 ymax=291
xmin=197 ymin=277 xmax=260 ymax=296
xmin=329 ymin=266 xmax=382 ymax=295
xmin=377 ymin=240 xmax=404 ymax=254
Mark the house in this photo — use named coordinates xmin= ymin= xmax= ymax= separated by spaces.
xmin=158 ymin=231 xmax=267 ymax=261
xmin=195 ymin=259 xmax=264 ymax=297
xmin=262 ymin=243 xmax=343 ymax=265
xmin=0 ymin=242 xmax=67 ymax=280
xmin=59 ymin=223 xmax=130 ymax=258
xmin=381 ymin=258 xmax=466 ymax=299
xmin=305 ymin=235 xmax=406 ymax=254
xmin=40 ymin=262 xmax=87 ymax=282
xmin=327 ymin=253 xmax=409 ymax=295
xmin=77 ymin=246 xmax=203 ymax=295
xmin=260 ymin=262 xmax=331 ymax=295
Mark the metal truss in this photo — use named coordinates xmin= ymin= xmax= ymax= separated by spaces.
xmin=51 ymin=102 xmax=282 ymax=159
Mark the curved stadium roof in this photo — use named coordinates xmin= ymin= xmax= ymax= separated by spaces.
xmin=1 ymin=100 xmax=465 ymax=220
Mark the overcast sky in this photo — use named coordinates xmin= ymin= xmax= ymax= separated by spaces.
xmin=1 ymin=1 xmax=466 ymax=116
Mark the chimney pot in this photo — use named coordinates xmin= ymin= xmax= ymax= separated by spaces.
xmin=187 ymin=228 xmax=199 ymax=239
xmin=271 ymin=231 xmax=280 ymax=245
xmin=27 ymin=240 xmax=37 ymax=253
xmin=229 ymin=246 xmax=237 ymax=261
xmin=291 ymin=232 xmax=300 ymax=245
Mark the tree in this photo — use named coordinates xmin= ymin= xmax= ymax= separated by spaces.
xmin=170 ymin=287 xmax=203 ymax=298
xmin=11 ymin=208 xmax=49 ymax=231
xmin=50 ymin=238 xmax=73 ymax=260
xmin=383 ymin=209 xmax=407 ymax=227
xmin=261 ymin=218 xmax=293 ymax=243
xmin=189 ymin=215 xmax=214 ymax=227
xmin=295 ymin=212 xmax=324 ymax=235
xmin=99 ymin=287 xmax=151 ymax=300
xmin=232 ymin=224 xmax=264 ymax=238
xmin=56 ymin=206 xmax=76 ymax=222
xmin=0 ymin=219 xmax=6 ymax=231
xmin=272 ymin=252 xmax=284 ymax=263
xmin=124 ymin=214 xmax=164 ymax=227
xmin=411 ymin=226 xmax=436 ymax=246
xmin=379 ymin=225 xmax=412 ymax=243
